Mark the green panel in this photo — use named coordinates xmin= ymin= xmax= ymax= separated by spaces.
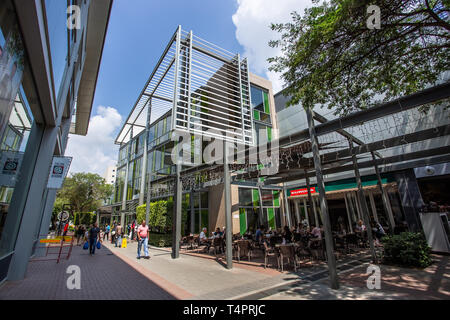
xmin=263 ymin=91 xmax=270 ymax=114
xmin=253 ymin=109 xmax=260 ymax=120
xmin=200 ymin=210 xmax=209 ymax=232
xmin=287 ymin=174 xmax=395 ymax=194
xmin=272 ymin=190 xmax=280 ymax=207
xmin=252 ymin=189 xmax=260 ymax=207
xmin=239 ymin=208 xmax=247 ymax=235
xmin=267 ymin=208 xmax=276 ymax=230
xmin=267 ymin=127 xmax=272 ymax=141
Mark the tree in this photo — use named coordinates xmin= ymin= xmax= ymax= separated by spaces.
xmin=268 ymin=0 xmax=450 ymax=115
xmin=55 ymin=172 xmax=113 ymax=222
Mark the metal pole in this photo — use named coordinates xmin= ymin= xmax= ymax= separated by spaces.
xmin=294 ymin=200 xmax=301 ymax=226
xmin=283 ymin=184 xmax=292 ymax=228
xmin=306 ymin=107 xmax=339 ymax=290
xmin=349 ymin=139 xmax=377 ymax=263
xmin=371 ymin=151 xmax=396 ymax=233
xmin=172 ymin=162 xmax=182 ymax=259
xmin=145 ymin=173 xmax=152 ymax=227
xmin=368 ymin=191 xmax=379 ymax=223
xmin=344 ymin=194 xmax=354 ymax=232
xmin=303 ymin=199 xmax=310 ymax=226
xmin=190 ymin=190 xmax=195 ymax=234
xmin=224 ymin=140 xmax=233 ymax=269
xmin=304 ymin=170 xmax=316 ymax=226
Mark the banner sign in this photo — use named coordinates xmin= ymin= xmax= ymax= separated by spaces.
xmin=0 ymin=151 xmax=24 ymax=187
xmin=47 ymin=156 xmax=72 ymax=189
xmin=289 ymin=187 xmax=316 ymax=197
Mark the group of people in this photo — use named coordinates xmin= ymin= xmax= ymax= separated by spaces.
xmin=74 ymin=220 xmax=151 ymax=259
xmin=75 ymin=223 xmax=101 ymax=256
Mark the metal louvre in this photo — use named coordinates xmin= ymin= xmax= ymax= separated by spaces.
xmin=115 ymin=26 xmax=254 ymax=146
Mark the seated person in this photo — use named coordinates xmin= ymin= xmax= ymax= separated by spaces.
xmin=255 ymin=226 xmax=265 ymax=244
xmin=311 ymin=225 xmax=322 ymax=239
xmin=355 ymin=219 xmax=366 ymax=232
xmin=213 ymin=227 xmax=223 ymax=238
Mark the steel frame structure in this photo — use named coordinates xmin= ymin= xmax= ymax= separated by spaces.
xmin=115 ymin=26 xmax=254 ymax=146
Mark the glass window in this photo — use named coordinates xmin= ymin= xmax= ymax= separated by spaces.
xmin=261 ymin=190 xmax=273 ymax=207
xmin=251 ymin=85 xmax=264 ymax=112
xmin=201 ymin=192 xmax=208 ymax=209
xmin=238 ymin=188 xmax=252 ymax=207
xmin=44 ymin=0 xmax=69 ymax=97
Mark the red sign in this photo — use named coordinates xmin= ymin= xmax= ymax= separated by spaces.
xmin=289 ymin=187 xmax=316 ymax=197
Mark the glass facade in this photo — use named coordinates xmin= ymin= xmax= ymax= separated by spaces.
xmin=238 ymin=187 xmax=281 ymax=235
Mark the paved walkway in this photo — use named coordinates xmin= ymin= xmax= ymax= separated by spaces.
xmin=1 ymin=238 xmax=447 ymax=300
xmin=260 ymin=254 xmax=450 ymax=300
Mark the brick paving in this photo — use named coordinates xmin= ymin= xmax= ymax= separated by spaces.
xmin=260 ymin=254 xmax=450 ymax=300
xmin=0 ymin=243 xmax=175 ymax=300
xmin=3 ymin=237 xmax=444 ymax=300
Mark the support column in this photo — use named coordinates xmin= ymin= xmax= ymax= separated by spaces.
xmin=306 ymin=107 xmax=339 ymax=290
xmin=349 ymin=138 xmax=377 ymax=263
xmin=5 ymin=124 xmax=58 ymax=280
xmin=344 ymin=194 xmax=353 ymax=233
xmin=368 ymin=191 xmax=379 ymax=223
xmin=121 ymin=152 xmax=130 ymax=228
xmin=305 ymin=171 xmax=317 ymax=226
xmin=190 ymin=190 xmax=195 ymax=234
xmin=224 ymin=140 xmax=233 ymax=269
xmin=294 ymin=200 xmax=301 ymax=226
xmin=312 ymin=196 xmax=319 ymax=227
xmin=172 ymin=163 xmax=182 ymax=259
xmin=145 ymin=173 xmax=152 ymax=226
xmin=371 ymin=152 xmax=395 ymax=233
xmin=353 ymin=191 xmax=362 ymax=220
xmin=302 ymin=199 xmax=310 ymax=226
xmin=283 ymin=184 xmax=292 ymax=228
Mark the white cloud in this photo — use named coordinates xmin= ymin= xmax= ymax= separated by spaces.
xmin=232 ymin=0 xmax=313 ymax=93
xmin=65 ymin=106 xmax=122 ymax=177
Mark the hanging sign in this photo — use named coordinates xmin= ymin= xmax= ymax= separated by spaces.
xmin=289 ymin=187 xmax=316 ymax=197
xmin=0 ymin=151 xmax=24 ymax=187
xmin=47 ymin=156 xmax=72 ymax=189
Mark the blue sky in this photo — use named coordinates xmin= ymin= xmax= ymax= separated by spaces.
xmin=66 ymin=0 xmax=312 ymax=175
xmin=92 ymin=0 xmax=244 ymax=118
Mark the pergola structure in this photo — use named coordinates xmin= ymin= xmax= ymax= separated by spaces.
xmin=114 ymin=25 xmax=450 ymax=289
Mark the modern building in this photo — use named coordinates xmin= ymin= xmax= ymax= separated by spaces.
xmin=274 ymin=81 xmax=450 ymax=236
xmin=103 ymin=165 xmax=117 ymax=185
xmin=110 ymin=27 xmax=284 ymax=237
xmin=0 ymin=0 xmax=112 ymax=283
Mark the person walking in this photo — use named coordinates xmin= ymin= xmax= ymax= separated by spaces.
xmin=76 ymin=225 xmax=85 ymax=245
xmin=88 ymin=222 xmax=101 ymax=256
xmin=104 ymin=224 xmax=110 ymax=241
xmin=115 ymin=223 xmax=122 ymax=247
xmin=137 ymin=220 xmax=150 ymax=259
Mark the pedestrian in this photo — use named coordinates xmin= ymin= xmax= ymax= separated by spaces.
xmin=131 ymin=220 xmax=135 ymax=243
xmin=115 ymin=222 xmax=122 ymax=247
xmin=104 ymin=224 xmax=110 ymax=241
xmin=76 ymin=225 xmax=85 ymax=245
xmin=136 ymin=220 xmax=150 ymax=259
xmin=88 ymin=222 xmax=101 ymax=256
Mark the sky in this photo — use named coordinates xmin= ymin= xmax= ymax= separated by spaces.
xmin=65 ymin=0 xmax=314 ymax=176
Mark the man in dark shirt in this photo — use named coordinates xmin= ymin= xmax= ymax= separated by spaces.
xmin=89 ymin=223 xmax=101 ymax=255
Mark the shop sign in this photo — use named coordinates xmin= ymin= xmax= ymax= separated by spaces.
xmin=289 ymin=187 xmax=316 ymax=197
xmin=47 ymin=156 xmax=72 ymax=189
xmin=0 ymin=151 xmax=24 ymax=187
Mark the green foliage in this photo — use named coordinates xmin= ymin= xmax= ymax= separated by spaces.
xmin=54 ymin=172 xmax=113 ymax=219
xmin=78 ymin=212 xmax=96 ymax=226
xmin=382 ymin=232 xmax=433 ymax=268
xmin=269 ymin=0 xmax=450 ymax=116
xmin=136 ymin=197 xmax=189 ymax=233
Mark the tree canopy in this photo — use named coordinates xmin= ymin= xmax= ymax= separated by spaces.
xmin=55 ymin=172 xmax=113 ymax=215
xmin=268 ymin=0 xmax=450 ymax=115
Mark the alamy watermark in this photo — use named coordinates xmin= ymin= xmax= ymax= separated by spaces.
xmin=367 ymin=5 xmax=381 ymax=29
xmin=67 ymin=5 xmax=81 ymax=30
xmin=66 ymin=265 xmax=81 ymax=290
xmin=366 ymin=265 xmax=381 ymax=289
xmin=170 ymin=128 xmax=280 ymax=176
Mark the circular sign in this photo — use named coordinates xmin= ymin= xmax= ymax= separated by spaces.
xmin=58 ymin=211 xmax=70 ymax=221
